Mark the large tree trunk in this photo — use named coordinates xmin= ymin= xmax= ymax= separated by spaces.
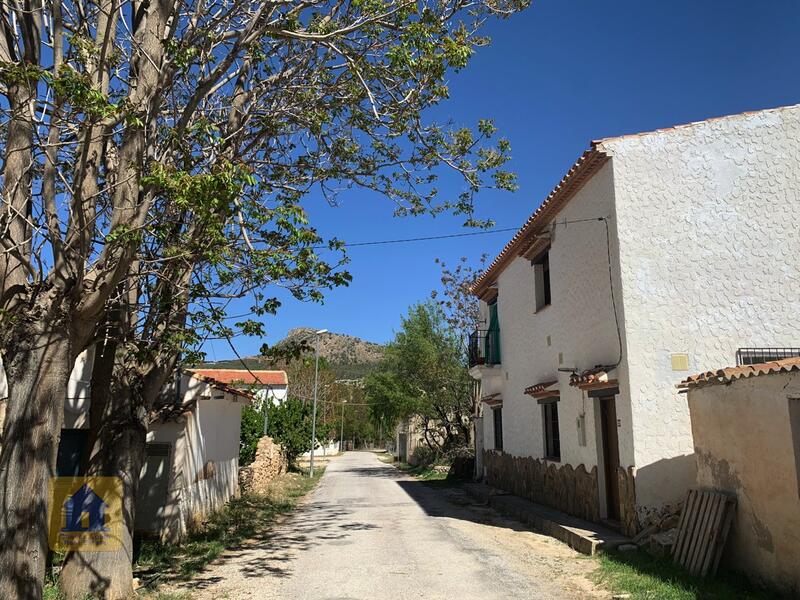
xmin=59 ymin=337 xmax=175 ymax=599
xmin=59 ymin=334 xmax=148 ymax=600
xmin=0 ymin=322 xmax=73 ymax=600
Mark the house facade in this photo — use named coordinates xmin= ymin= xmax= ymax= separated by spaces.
xmin=138 ymin=371 xmax=253 ymax=541
xmin=0 ymin=355 xmax=253 ymax=541
xmin=470 ymin=104 xmax=800 ymax=535
xmin=189 ymin=368 xmax=288 ymax=407
xmin=679 ymin=357 xmax=800 ymax=594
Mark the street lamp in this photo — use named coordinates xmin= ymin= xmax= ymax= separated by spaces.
xmin=340 ymin=398 xmax=348 ymax=453
xmin=309 ymin=328 xmax=327 ymax=477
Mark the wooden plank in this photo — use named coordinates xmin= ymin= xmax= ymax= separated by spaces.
xmin=674 ymin=489 xmax=698 ymax=564
xmin=672 ymin=488 xmax=694 ymax=562
xmin=709 ymin=497 xmax=737 ymax=577
xmin=681 ymin=490 xmax=708 ymax=569
xmin=685 ymin=491 xmax=711 ymax=574
xmin=691 ymin=492 xmax=721 ymax=576
xmin=675 ymin=489 xmax=700 ymax=566
xmin=698 ymin=493 xmax=726 ymax=577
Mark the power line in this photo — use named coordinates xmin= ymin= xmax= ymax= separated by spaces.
xmin=313 ymin=227 xmax=519 ymax=249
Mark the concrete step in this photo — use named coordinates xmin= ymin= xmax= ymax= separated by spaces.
xmin=461 ymin=482 xmax=630 ymax=556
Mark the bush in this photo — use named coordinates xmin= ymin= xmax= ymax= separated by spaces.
xmin=410 ymin=445 xmax=441 ymax=467
xmin=240 ymin=404 xmax=265 ymax=466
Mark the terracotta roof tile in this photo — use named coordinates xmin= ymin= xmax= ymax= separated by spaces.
xmin=569 ymin=367 xmax=617 ymax=389
xmin=190 ymin=369 xmax=287 ymax=386
xmin=677 ymin=357 xmax=800 ymax=391
xmin=471 ymin=149 xmax=609 ymax=296
xmin=524 ymin=380 xmax=559 ymax=398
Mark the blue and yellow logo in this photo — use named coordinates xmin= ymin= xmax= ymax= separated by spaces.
xmin=49 ymin=477 xmax=122 ymax=551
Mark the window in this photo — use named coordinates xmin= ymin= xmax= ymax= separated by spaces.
xmin=493 ymin=407 xmax=504 ymax=451
xmin=542 ymin=401 xmax=560 ymax=460
xmin=533 ymin=248 xmax=551 ymax=311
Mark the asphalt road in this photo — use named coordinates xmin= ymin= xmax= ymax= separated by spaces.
xmin=181 ymin=451 xmax=600 ymax=600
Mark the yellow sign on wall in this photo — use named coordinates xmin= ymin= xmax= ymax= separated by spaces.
xmin=48 ymin=477 xmax=123 ymax=552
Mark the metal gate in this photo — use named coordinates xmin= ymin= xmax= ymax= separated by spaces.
xmin=135 ymin=442 xmax=171 ymax=534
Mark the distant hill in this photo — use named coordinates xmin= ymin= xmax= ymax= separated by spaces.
xmin=204 ymin=327 xmax=385 ymax=380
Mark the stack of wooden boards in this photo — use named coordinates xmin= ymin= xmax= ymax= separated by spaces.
xmin=672 ymin=488 xmax=737 ymax=577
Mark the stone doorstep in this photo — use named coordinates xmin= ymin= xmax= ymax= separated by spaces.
xmin=461 ymin=482 xmax=631 ymax=556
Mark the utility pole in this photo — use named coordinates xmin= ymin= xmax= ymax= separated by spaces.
xmin=340 ymin=395 xmax=348 ymax=453
xmin=309 ymin=328 xmax=327 ymax=477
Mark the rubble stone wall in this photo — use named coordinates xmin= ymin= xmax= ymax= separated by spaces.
xmin=484 ymin=450 xmax=600 ymax=522
xmin=239 ymin=436 xmax=288 ymax=495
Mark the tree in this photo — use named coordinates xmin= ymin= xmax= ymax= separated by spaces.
xmin=366 ymin=303 xmax=472 ymax=454
xmin=0 ymin=0 xmax=526 ymax=594
xmin=266 ymin=397 xmax=330 ymax=465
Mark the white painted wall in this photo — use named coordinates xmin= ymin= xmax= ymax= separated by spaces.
xmin=603 ymin=104 xmax=800 ymax=512
xmin=477 ymin=104 xmax=800 ymax=520
xmin=480 ymin=161 xmax=629 ymax=473
xmin=146 ymin=374 xmax=247 ymax=540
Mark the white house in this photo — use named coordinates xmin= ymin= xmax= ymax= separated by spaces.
xmin=137 ymin=371 xmax=253 ymax=541
xmin=189 ymin=368 xmax=288 ymax=407
xmin=469 ymin=104 xmax=800 ymax=536
xmin=0 ymin=355 xmax=253 ymax=541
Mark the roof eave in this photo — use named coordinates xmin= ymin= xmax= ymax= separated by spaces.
xmin=471 ymin=147 xmax=610 ymax=297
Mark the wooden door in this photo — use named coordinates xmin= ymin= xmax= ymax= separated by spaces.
xmin=600 ymin=397 xmax=621 ymax=521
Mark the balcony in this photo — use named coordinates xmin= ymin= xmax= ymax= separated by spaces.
xmin=468 ymin=329 xmax=501 ymax=368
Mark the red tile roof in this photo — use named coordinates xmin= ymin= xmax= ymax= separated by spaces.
xmin=190 ymin=369 xmax=287 ymax=386
xmin=569 ymin=367 xmax=617 ymax=390
xmin=523 ymin=380 xmax=559 ymax=398
xmin=677 ymin=357 xmax=800 ymax=392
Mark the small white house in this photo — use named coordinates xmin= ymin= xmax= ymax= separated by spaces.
xmin=469 ymin=104 xmax=800 ymax=536
xmin=0 ymin=354 xmax=254 ymax=541
xmin=137 ymin=371 xmax=253 ymax=541
xmin=189 ymin=368 xmax=288 ymax=407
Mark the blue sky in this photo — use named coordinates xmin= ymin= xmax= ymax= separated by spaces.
xmin=202 ymin=0 xmax=800 ymax=361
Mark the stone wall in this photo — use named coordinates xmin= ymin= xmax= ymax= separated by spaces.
xmin=239 ymin=436 xmax=288 ymax=495
xmin=484 ymin=450 xmax=600 ymax=522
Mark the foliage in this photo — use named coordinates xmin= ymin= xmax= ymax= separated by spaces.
xmin=431 ymin=254 xmax=489 ymax=340
xmin=365 ymin=303 xmax=473 ymax=451
xmin=265 ymin=397 xmax=332 ymax=464
xmin=596 ymin=550 xmax=777 ymax=600
xmin=239 ymin=405 xmax=266 ymax=466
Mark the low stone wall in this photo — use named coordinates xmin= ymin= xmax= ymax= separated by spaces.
xmin=484 ymin=450 xmax=600 ymax=523
xmin=239 ymin=436 xmax=288 ymax=495
xmin=483 ymin=451 xmax=642 ymax=536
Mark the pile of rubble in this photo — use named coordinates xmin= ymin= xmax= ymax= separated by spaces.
xmin=630 ymin=501 xmax=683 ymax=556
xmin=239 ymin=436 xmax=288 ymax=495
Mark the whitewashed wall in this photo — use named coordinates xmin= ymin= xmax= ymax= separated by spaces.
xmin=481 ymin=161 xmax=631 ymax=472
xmin=147 ymin=376 xmax=246 ymax=540
xmin=604 ymin=104 xmax=800 ymax=512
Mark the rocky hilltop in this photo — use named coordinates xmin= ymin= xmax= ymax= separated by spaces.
xmin=205 ymin=327 xmax=385 ymax=380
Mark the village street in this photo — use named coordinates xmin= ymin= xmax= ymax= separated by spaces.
xmin=171 ymin=452 xmax=604 ymax=600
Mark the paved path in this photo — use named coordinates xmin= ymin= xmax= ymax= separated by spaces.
xmin=177 ymin=452 xmax=603 ymax=600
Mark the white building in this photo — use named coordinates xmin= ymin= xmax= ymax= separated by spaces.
xmin=189 ymin=368 xmax=288 ymax=407
xmin=469 ymin=104 xmax=800 ymax=536
xmin=0 ymin=354 xmax=253 ymax=541
xmin=138 ymin=371 xmax=253 ymax=541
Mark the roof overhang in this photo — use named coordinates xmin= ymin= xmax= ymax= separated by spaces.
xmin=471 ymin=148 xmax=610 ymax=297
xmin=482 ymin=393 xmax=503 ymax=407
xmin=524 ymin=380 xmax=559 ymax=400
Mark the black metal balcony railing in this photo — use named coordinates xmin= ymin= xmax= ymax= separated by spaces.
xmin=468 ymin=329 xmax=501 ymax=368
xmin=735 ymin=347 xmax=800 ymax=366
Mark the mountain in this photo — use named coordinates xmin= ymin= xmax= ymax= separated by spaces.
xmin=204 ymin=327 xmax=385 ymax=380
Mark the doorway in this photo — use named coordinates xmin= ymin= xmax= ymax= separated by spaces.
xmin=599 ymin=396 xmax=621 ymax=522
